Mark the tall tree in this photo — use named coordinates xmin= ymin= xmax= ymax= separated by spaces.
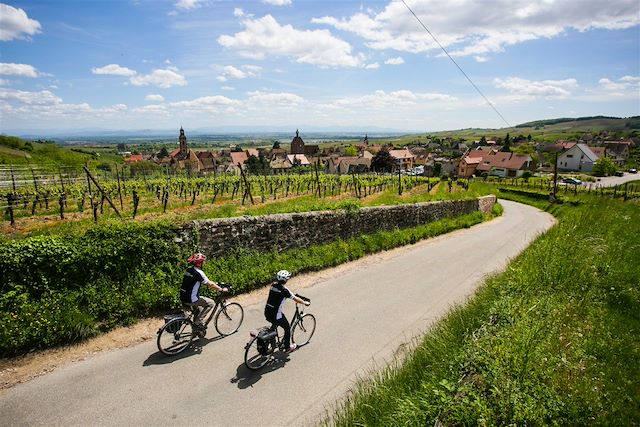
xmin=371 ymin=150 xmax=396 ymax=172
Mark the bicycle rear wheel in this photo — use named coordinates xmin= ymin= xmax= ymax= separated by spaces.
xmin=214 ymin=302 xmax=244 ymax=336
xmin=292 ymin=313 xmax=316 ymax=346
xmin=244 ymin=336 xmax=271 ymax=370
xmin=157 ymin=317 xmax=194 ymax=356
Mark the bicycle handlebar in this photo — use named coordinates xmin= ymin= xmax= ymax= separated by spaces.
xmin=295 ymin=293 xmax=310 ymax=303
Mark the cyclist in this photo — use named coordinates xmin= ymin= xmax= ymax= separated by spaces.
xmin=179 ymin=253 xmax=228 ymax=335
xmin=264 ymin=270 xmax=310 ymax=353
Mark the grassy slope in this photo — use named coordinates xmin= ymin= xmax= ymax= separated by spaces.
xmin=328 ymin=195 xmax=640 ymax=426
xmin=388 ymin=116 xmax=639 ymax=145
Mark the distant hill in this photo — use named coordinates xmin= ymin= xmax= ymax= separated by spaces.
xmin=425 ymin=116 xmax=640 ymax=142
xmin=515 ymin=116 xmax=640 ymax=130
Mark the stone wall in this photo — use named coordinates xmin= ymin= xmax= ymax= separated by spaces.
xmin=179 ymin=195 xmax=496 ymax=257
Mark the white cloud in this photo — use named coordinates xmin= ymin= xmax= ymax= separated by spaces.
xmin=170 ymin=95 xmax=241 ymax=111
xmin=145 ymin=94 xmax=165 ymax=102
xmin=312 ymin=1 xmax=640 ymax=60
xmin=130 ymin=68 xmax=187 ymax=88
xmin=365 ymin=63 xmax=380 ymax=69
xmin=233 ymin=8 xmax=245 ymax=18
xmin=217 ymin=65 xmax=260 ymax=82
xmin=132 ymin=104 xmax=169 ymax=115
xmin=384 ymin=57 xmax=404 ymax=65
xmin=0 ymin=4 xmax=42 ymax=41
xmin=331 ymin=89 xmax=457 ymax=110
xmin=620 ymin=75 xmax=640 ymax=84
xmin=494 ymin=77 xmax=577 ymax=98
xmin=175 ymin=0 xmax=204 ymax=10
xmin=263 ymin=0 xmax=292 ymax=5
xmin=246 ymin=90 xmax=304 ymax=106
xmin=598 ymin=75 xmax=640 ymax=95
xmin=0 ymin=87 xmax=127 ymax=119
xmin=218 ymin=14 xmax=364 ymax=68
xmin=0 ymin=88 xmax=62 ymax=105
xmin=92 ymin=64 xmax=137 ymax=77
xmin=0 ymin=62 xmax=39 ymax=77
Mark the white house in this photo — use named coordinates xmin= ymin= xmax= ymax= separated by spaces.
xmin=557 ymin=143 xmax=599 ymax=172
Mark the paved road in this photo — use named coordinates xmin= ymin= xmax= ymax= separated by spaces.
xmin=587 ymin=173 xmax=639 ymax=187
xmin=0 ymin=200 xmax=555 ymax=427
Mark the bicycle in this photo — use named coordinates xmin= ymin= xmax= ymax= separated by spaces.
xmin=157 ymin=284 xmax=244 ymax=356
xmin=244 ymin=294 xmax=316 ymax=370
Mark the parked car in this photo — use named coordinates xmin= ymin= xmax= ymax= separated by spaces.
xmin=561 ymin=177 xmax=582 ymax=185
xmin=629 ymin=168 xmax=637 ymax=174
xmin=614 ymin=171 xmax=624 ymax=177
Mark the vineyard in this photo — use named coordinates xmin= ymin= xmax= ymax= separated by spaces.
xmin=1 ymin=164 xmax=437 ymax=236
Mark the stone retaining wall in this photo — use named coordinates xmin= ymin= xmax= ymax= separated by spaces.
xmin=179 ymin=195 xmax=496 ymax=257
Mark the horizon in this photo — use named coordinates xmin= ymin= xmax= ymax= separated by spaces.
xmin=1 ymin=1 xmax=639 ymax=134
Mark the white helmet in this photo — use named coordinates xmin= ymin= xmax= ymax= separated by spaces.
xmin=276 ymin=270 xmax=291 ymax=282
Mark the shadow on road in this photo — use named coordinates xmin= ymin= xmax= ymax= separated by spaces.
xmin=142 ymin=334 xmax=227 ymax=366
xmin=230 ymin=352 xmax=291 ymax=389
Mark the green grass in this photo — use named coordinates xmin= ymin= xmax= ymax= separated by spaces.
xmin=327 ymin=195 xmax=640 ymax=426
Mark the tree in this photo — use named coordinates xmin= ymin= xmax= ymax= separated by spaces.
xmin=371 ymin=150 xmax=396 ymax=172
xmin=117 ymin=143 xmax=127 ymax=152
xmin=501 ymin=133 xmax=511 ymax=152
xmin=344 ymin=145 xmax=358 ymax=156
xmin=157 ymin=147 xmax=169 ymax=158
xmin=479 ymin=136 xmax=487 ymax=145
xmin=593 ymin=156 xmax=616 ymax=176
xmin=272 ymin=140 xmax=280 ymax=149
xmin=246 ymin=154 xmax=270 ymax=175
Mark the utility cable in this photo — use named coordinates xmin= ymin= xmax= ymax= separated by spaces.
xmin=400 ymin=0 xmax=512 ymax=128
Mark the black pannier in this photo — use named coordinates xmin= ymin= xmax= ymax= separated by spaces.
xmin=256 ymin=329 xmax=277 ymax=355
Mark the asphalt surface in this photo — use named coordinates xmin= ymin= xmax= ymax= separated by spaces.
xmin=0 ymin=200 xmax=556 ymax=427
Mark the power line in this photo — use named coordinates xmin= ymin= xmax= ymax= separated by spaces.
xmin=400 ymin=0 xmax=512 ymax=128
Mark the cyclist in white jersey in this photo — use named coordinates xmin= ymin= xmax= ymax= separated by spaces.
xmin=179 ymin=253 xmax=228 ymax=333
xmin=264 ymin=270 xmax=309 ymax=352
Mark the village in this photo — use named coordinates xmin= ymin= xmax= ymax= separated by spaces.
xmin=122 ymin=127 xmax=637 ymax=179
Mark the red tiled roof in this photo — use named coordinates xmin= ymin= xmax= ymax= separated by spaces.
xmin=474 ymin=151 xmax=531 ymax=171
xmin=230 ymin=151 xmax=248 ymax=166
xmin=286 ymin=154 xmax=310 ymax=165
xmin=125 ymin=154 xmax=144 ymax=163
xmin=389 ymin=149 xmax=414 ymax=159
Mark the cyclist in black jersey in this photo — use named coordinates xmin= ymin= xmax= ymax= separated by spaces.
xmin=264 ymin=270 xmax=309 ymax=353
xmin=179 ymin=253 xmax=228 ymax=333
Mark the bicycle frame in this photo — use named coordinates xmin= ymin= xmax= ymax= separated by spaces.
xmin=259 ymin=299 xmax=307 ymax=349
xmin=188 ymin=294 xmax=229 ymax=327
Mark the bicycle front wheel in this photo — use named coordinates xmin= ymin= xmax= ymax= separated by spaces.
xmin=157 ymin=318 xmax=194 ymax=356
xmin=292 ymin=313 xmax=316 ymax=346
xmin=214 ymin=302 xmax=244 ymax=336
xmin=244 ymin=336 xmax=271 ymax=371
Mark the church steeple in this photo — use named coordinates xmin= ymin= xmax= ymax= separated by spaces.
xmin=179 ymin=126 xmax=187 ymax=156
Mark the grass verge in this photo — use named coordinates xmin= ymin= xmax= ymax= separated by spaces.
xmin=326 ymin=195 xmax=639 ymax=426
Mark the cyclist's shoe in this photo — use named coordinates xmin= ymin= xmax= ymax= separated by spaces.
xmin=286 ymin=344 xmax=298 ymax=353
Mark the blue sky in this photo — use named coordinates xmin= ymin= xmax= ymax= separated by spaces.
xmin=1 ymin=0 xmax=639 ymax=135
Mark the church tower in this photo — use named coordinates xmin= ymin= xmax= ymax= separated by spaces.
xmin=179 ymin=127 xmax=188 ymax=158
xmin=291 ymin=129 xmax=305 ymax=154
